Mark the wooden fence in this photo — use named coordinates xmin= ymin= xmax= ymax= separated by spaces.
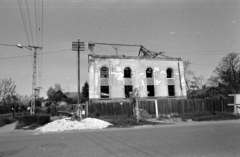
xmin=88 ymin=97 xmax=234 ymax=117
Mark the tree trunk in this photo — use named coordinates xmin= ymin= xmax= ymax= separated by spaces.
xmin=135 ymin=100 xmax=140 ymax=123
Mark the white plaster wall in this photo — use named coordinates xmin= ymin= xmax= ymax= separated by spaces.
xmin=89 ymin=56 xmax=187 ymax=99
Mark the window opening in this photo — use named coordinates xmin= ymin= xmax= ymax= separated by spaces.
xmin=168 ymin=85 xmax=175 ymax=96
xmin=147 ymin=85 xmax=155 ymax=97
xmin=100 ymin=67 xmax=109 ymax=78
xmin=124 ymin=67 xmax=131 ymax=78
xmin=146 ymin=68 xmax=153 ymax=78
xmin=166 ymin=68 xmax=173 ymax=78
xmin=124 ymin=85 xmax=133 ymax=98
xmin=101 ymin=86 xmax=109 ymax=98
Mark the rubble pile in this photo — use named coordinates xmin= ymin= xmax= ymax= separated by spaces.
xmin=37 ymin=118 xmax=112 ymax=132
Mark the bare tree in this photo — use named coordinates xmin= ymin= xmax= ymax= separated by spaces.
xmin=0 ymin=78 xmax=16 ymax=104
xmin=190 ymin=75 xmax=206 ymax=90
xmin=183 ymin=60 xmax=194 ymax=91
xmin=129 ymin=87 xmax=142 ymax=123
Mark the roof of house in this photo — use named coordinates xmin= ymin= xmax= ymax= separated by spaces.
xmin=204 ymin=87 xmax=225 ymax=94
xmin=64 ymin=92 xmax=78 ymax=98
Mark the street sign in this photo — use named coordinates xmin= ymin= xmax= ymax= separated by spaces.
xmin=72 ymin=42 xmax=85 ymax=51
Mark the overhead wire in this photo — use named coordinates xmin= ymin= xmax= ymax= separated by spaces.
xmin=16 ymin=0 xmax=45 ymax=96
xmin=25 ymin=0 xmax=35 ymax=46
xmin=18 ymin=0 xmax=30 ymax=46
xmin=95 ymin=45 xmax=117 ymax=54
xmin=41 ymin=0 xmax=43 ymax=48
xmin=0 ymin=49 xmax=71 ymax=60
xmin=34 ymin=0 xmax=39 ymax=47
xmin=93 ymin=45 xmax=240 ymax=56
xmin=18 ymin=0 xmax=33 ymax=67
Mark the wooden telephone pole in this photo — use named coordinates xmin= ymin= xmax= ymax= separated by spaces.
xmin=72 ymin=39 xmax=85 ymax=120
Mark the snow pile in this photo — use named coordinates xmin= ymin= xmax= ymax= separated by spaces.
xmin=37 ymin=118 xmax=112 ymax=132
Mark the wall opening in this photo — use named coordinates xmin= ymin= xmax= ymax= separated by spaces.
xmin=168 ymin=85 xmax=175 ymax=96
xmin=147 ymin=85 xmax=155 ymax=97
xmin=124 ymin=67 xmax=132 ymax=78
xmin=146 ymin=67 xmax=153 ymax=78
xmin=146 ymin=68 xmax=154 ymax=96
xmin=166 ymin=68 xmax=173 ymax=78
xmin=100 ymin=67 xmax=109 ymax=78
xmin=101 ymin=86 xmax=109 ymax=98
xmin=124 ymin=85 xmax=133 ymax=98
xmin=100 ymin=67 xmax=109 ymax=98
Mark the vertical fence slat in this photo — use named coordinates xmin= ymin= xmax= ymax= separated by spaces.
xmin=88 ymin=97 xmax=235 ymax=117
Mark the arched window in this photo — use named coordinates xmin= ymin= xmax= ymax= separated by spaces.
xmin=166 ymin=68 xmax=173 ymax=78
xmin=100 ymin=67 xmax=109 ymax=78
xmin=124 ymin=67 xmax=131 ymax=78
xmin=146 ymin=68 xmax=153 ymax=78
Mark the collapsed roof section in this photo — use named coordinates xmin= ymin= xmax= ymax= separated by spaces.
xmin=88 ymin=42 xmax=181 ymax=60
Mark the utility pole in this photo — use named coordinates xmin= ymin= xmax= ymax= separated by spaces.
xmin=72 ymin=39 xmax=85 ymax=120
xmin=28 ymin=46 xmax=42 ymax=115
xmin=17 ymin=45 xmax=42 ymax=115
xmin=0 ymin=44 xmax=42 ymax=115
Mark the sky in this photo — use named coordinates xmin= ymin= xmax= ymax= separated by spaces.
xmin=0 ymin=0 xmax=239 ymax=98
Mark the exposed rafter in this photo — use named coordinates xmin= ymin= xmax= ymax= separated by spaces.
xmin=88 ymin=42 xmax=178 ymax=59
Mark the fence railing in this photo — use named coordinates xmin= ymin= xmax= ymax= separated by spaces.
xmin=88 ymin=98 xmax=234 ymax=117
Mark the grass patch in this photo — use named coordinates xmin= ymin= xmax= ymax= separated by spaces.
xmin=172 ymin=112 xmax=240 ymax=121
xmin=0 ymin=117 xmax=16 ymax=127
xmin=104 ymin=117 xmax=159 ymax=128
xmin=16 ymin=114 xmax=50 ymax=129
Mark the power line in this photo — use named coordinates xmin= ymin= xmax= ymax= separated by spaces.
xmin=34 ymin=0 xmax=39 ymax=46
xmin=41 ymin=0 xmax=43 ymax=47
xmin=18 ymin=0 xmax=30 ymax=46
xmin=95 ymin=45 xmax=116 ymax=54
xmin=25 ymin=0 xmax=35 ymax=46
xmin=0 ymin=49 xmax=71 ymax=60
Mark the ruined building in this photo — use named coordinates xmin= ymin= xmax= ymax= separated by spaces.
xmin=88 ymin=43 xmax=187 ymax=102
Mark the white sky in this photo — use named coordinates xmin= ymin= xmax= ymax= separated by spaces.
xmin=0 ymin=0 xmax=239 ymax=98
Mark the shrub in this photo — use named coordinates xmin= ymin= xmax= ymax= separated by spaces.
xmin=0 ymin=117 xmax=16 ymax=127
xmin=0 ymin=105 xmax=12 ymax=114
xmin=107 ymin=117 xmax=158 ymax=128
xmin=173 ymin=112 xmax=240 ymax=121
xmin=16 ymin=114 xmax=50 ymax=129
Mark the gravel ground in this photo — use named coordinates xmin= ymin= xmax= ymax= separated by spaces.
xmin=37 ymin=118 xmax=112 ymax=132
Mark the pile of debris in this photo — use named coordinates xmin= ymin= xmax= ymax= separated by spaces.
xmin=37 ymin=118 xmax=112 ymax=132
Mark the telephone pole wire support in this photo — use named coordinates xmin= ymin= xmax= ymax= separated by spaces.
xmin=72 ymin=39 xmax=85 ymax=120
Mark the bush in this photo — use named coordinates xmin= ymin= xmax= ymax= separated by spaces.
xmin=0 ymin=117 xmax=16 ymax=127
xmin=173 ymin=112 xmax=240 ymax=121
xmin=16 ymin=114 xmax=50 ymax=129
xmin=106 ymin=117 xmax=158 ymax=128
xmin=0 ymin=105 xmax=12 ymax=114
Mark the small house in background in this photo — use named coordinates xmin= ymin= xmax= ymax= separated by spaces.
xmin=202 ymin=87 xmax=226 ymax=98
xmin=42 ymin=90 xmax=68 ymax=107
xmin=189 ymin=86 xmax=226 ymax=99
xmin=64 ymin=92 xmax=78 ymax=100
xmin=88 ymin=43 xmax=187 ymax=102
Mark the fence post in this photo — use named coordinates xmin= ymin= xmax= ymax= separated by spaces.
xmin=155 ymin=99 xmax=159 ymax=118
